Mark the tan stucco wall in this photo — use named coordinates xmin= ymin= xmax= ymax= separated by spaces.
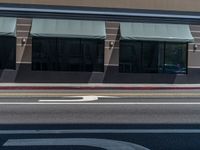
xmin=1 ymin=0 xmax=200 ymax=12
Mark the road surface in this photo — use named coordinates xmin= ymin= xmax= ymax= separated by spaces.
xmin=0 ymin=89 xmax=199 ymax=149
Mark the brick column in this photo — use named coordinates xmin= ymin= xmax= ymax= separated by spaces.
xmin=105 ymin=21 xmax=120 ymax=67
xmin=16 ymin=18 xmax=32 ymax=64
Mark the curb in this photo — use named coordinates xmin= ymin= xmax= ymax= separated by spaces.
xmin=0 ymin=86 xmax=200 ymax=90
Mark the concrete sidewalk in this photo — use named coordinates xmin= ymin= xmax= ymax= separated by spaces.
xmin=0 ymin=83 xmax=200 ymax=90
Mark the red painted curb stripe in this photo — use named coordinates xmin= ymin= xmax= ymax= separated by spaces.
xmin=0 ymin=86 xmax=199 ymax=90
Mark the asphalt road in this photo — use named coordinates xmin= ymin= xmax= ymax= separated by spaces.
xmin=0 ymin=90 xmax=200 ymax=149
xmin=0 ymin=94 xmax=200 ymax=124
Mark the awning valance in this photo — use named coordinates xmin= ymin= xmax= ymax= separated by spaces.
xmin=0 ymin=17 xmax=16 ymax=37
xmin=31 ymin=18 xmax=106 ymax=39
xmin=120 ymin=22 xmax=194 ymax=42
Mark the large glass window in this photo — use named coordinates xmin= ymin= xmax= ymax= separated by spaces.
xmin=164 ymin=43 xmax=187 ymax=74
xmin=0 ymin=37 xmax=16 ymax=70
xmin=82 ymin=40 xmax=104 ymax=72
xmin=142 ymin=42 xmax=161 ymax=73
xmin=66 ymin=39 xmax=82 ymax=71
xmin=32 ymin=37 xmax=104 ymax=72
xmin=119 ymin=41 xmax=187 ymax=74
xmin=32 ymin=38 xmax=57 ymax=71
xmin=119 ymin=41 xmax=141 ymax=73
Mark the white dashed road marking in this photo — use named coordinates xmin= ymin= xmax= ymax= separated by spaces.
xmin=39 ymin=96 xmax=119 ymax=102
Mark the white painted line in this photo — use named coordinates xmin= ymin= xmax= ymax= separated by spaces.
xmin=39 ymin=96 xmax=119 ymax=102
xmin=3 ymin=138 xmax=149 ymax=150
xmin=39 ymin=96 xmax=99 ymax=102
xmin=1 ymin=102 xmax=200 ymax=105
xmin=39 ymin=100 xmax=90 ymax=102
xmin=1 ymin=129 xmax=200 ymax=134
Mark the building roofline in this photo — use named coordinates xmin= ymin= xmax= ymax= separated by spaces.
xmin=0 ymin=3 xmax=200 ymax=23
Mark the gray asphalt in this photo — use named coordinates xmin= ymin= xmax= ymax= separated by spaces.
xmin=1 ymin=89 xmax=200 ymax=94
xmin=1 ymin=90 xmax=200 ymax=150
xmin=0 ymin=90 xmax=199 ymax=124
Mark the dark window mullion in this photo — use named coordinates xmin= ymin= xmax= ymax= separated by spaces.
xmin=140 ymin=41 xmax=143 ymax=73
xmin=101 ymin=40 xmax=105 ymax=72
xmin=80 ymin=39 xmax=84 ymax=71
xmin=163 ymin=42 xmax=166 ymax=73
xmin=93 ymin=40 xmax=104 ymax=71
xmin=95 ymin=40 xmax=99 ymax=72
xmin=55 ymin=38 xmax=58 ymax=71
xmin=186 ymin=43 xmax=188 ymax=74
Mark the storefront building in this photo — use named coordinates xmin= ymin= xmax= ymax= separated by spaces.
xmin=0 ymin=0 xmax=199 ymax=83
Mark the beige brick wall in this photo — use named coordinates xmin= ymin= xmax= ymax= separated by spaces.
xmin=15 ymin=18 xmax=200 ymax=69
xmin=188 ymin=25 xmax=200 ymax=68
xmin=15 ymin=19 xmax=122 ymax=67
xmin=105 ymin=22 xmax=120 ymax=66
xmin=16 ymin=18 xmax=32 ymax=64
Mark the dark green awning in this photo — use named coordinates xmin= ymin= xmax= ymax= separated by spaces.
xmin=31 ymin=19 xmax=106 ymax=39
xmin=120 ymin=22 xmax=194 ymax=42
xmin=0 ymin=17 xmax=16 ymax=37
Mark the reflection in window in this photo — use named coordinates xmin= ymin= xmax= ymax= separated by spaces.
xmin=142 ymin=42 xmax=163 ymax=73
xmin=32 ymin=38 xmax=57 ymax=71
xmin=32 ymin=38 xmax=104 ymax=72
xmin=119 ymin=41 xmax=141 ymax=73
xmin=165 ymin=43 xmax=187 ymax=74
xmin=119 ymin=41 xmax=187 ymax=74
